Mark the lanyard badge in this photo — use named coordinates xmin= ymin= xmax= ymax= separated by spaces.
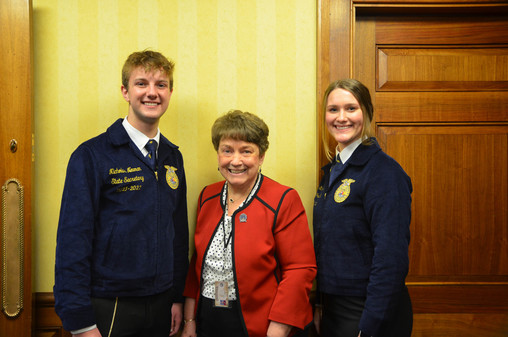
xmin=214 ymin=281 xmax=229 ymax=308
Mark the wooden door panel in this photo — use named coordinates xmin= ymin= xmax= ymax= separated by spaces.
xmin=378 ymin=126 xmax=508 ymax=277
xmin=376 ymin=92 xmax=508 ymax=122
xmin=377 ymin=46 xmax=508 ymax=91
xmin=412 ymin=313 xmax=508 ymax=337
xmin=409 ymin=285 xmax=508 ymax=313
xmin=34 ymin=293 xmax=71 ymax=337
xmin=376 ymin=16 xmax=508 ymax=45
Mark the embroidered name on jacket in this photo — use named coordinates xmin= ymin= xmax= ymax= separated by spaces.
xmin=109 ymin=166 xmax=145 ymax=192
xmin=334 ymin=179 xmax=355 ymax=203
xmin=165 ymin=165 xmax=179 ymax=189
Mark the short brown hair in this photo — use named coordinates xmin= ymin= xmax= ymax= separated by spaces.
xmin=122 ymin=50 xmax=175 ymax=90
xmin=211 ymin=110 xmax=270 ymax=156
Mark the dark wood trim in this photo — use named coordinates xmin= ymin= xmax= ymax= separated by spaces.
xmin=34 ymin=292 xmax=71 ymax=337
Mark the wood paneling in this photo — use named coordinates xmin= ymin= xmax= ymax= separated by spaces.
xmin=378 ymin=47 xmax=508 ymax=90
xmin=316 ymin=0 xmax=354 ymax=166
xmin=34 ymin=293 xmax=71 ymax=337
xmin=376 ymin=92 xmax=508 ymax=122
xmin=412 ymin=313 xmax=508 ymax=337
xmin=0 ymin=0 xmax=33 ymax=336
xmin=378 ymin=125 xmax=508 ymax=277
xmin=318 ymin=1 xmax=508 ymax=335
xmin=409 ymin=285 xmax=508 ymax=313
xmin=376 ymin=16 xmax=508 ymax=45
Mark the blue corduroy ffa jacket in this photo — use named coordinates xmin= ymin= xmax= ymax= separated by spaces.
xmin=54 ymin=119 xmax=189 ymax=331
xmin=313 ymin=138 xmax=412 ymax=336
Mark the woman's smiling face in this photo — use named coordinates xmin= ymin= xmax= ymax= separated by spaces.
xmin=217 ymin=138 xmax=265 ymax=191
xmin=325 ymin=88 xmax=364 ymax=151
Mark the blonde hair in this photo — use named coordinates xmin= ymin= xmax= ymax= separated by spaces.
xmin=122 ymin=50 xmax=175 ymax=90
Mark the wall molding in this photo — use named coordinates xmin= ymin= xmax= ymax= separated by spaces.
xmin=34 ymin=292 xmax=70 ymax=337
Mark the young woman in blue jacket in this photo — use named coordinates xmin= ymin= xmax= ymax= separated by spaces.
xmin=313 ymin=79 xmax=413 ymax=337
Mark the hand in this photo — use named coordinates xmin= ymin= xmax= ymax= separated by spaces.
xmin=266 ymin=321 xmax=292 ymax=337
xmin=72 ymin=327 xmax=102 ymax=337
xmin=170 ymin=302 xmax=183 ymax=336
xmin=181 ymin=320 xmax=197 ymax=337
xmin=313 ymin=306 xmax=322 ymax=335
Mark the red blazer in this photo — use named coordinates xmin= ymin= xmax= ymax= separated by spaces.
xmin=184 ymin=175 xmax=316 ymax=337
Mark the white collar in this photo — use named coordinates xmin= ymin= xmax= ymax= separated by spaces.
xmin=122 ymin=117 xmax=161 ymax=155
xmin=336 ymin=138 xmax=363 ymax=164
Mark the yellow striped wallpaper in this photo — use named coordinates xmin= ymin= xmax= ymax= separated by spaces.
xmin=33 ymin=0 xmax=317 ymax=291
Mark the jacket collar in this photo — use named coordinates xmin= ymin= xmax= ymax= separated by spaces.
xmin=107 ymin=118 xmax=180 ymax=169
xmin=321 ymin=137 xmax=381 ymax=174
xmin=107 ymin=118 xmax=178 ymax=150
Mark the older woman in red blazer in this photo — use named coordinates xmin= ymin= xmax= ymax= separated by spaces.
xmin=182 ymin=110 xmax=316 ymax=337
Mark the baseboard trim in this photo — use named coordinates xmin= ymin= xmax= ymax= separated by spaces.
xmin=34 ymin=292 xmax=71 ymax=337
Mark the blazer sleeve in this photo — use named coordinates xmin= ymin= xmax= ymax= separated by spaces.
xmin=268 ymin=188 xmax=317 ymax=330
xmin=54 ymin=146 xmax=100 ymax=331
xmin=359 ymin=162 xmax=412 ymax=336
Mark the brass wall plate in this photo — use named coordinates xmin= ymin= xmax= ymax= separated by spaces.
xmin=1 ymin=179 xmax=24 ymax=318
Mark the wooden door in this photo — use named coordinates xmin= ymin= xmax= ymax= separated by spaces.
xmin=0 ymin=0 xmax=33 ymax=336
xmin=318 ymin=1 xmax=508 ymax=335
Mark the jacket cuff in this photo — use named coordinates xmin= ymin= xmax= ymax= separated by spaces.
xmin=359 ymin=313 xmax=380 ymax=337
xmin=60 ymin=305 xmax=96 ymax=332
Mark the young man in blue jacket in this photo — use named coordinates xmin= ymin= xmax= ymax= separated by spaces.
xmin=54 ymin=50 xmax=189 ymax=337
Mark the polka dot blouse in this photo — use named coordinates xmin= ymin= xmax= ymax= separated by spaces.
xmin=201 ymin=175 xmax=261 ymax=300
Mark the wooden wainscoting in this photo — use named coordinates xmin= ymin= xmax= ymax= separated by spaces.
xmin=35 ymin=293 xmax=71 ymax=337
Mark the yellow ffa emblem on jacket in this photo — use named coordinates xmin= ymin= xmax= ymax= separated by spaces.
xmin=334 ymin=179 xmax=355 ymax=203
xmin=165 ymin=165 xmax=179 ymax=189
